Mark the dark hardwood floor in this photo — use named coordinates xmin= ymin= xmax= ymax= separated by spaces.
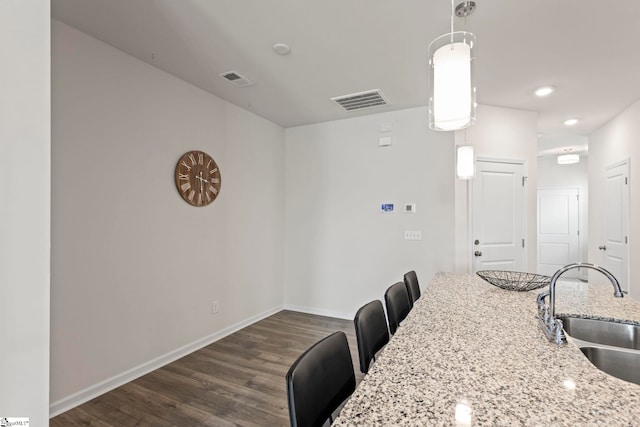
xmin=50 ymin=310 xmax=363 ymax=426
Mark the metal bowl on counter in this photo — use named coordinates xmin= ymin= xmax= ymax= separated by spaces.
xmin=476 ymin=270 xmax=551 ymax=292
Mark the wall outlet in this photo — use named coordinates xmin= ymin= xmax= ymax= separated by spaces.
xmin=212 ymin=301 xmax=219 ymax=314
xmin=404 ymin=230 xmax=422 ymax=241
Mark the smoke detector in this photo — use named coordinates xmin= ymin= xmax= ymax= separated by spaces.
xmin=330 ymin=89 xmax=389 ymax=112
xmin=218 ymin=71 xmax=254 ymax=88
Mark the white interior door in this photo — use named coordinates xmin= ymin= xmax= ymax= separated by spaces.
xmin=472 ymin=160 xmax=525 ymax=273
xmin=601 ymin=161 xmax=629 ymax=293
xmin=537 ymin=188 xmax=580 ymax=277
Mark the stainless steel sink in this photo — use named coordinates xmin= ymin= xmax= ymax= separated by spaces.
xmin=581 ymin=347 xmax=640 ymax=385
xmin=558 ymin=316 xmax=640 ymax=350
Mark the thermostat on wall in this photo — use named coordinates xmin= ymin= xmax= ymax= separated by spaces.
xmin=404 ymin=203 xmax=416 ymax=213
xmin=380 ymin=203 xmax=394 ymax=213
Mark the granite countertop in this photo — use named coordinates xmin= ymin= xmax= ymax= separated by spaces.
xmin=333 ymin=273 xmax=640 ymax=426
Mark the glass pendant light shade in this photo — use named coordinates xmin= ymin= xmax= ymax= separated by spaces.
xmin=428 ymin=31 xmax=476 ymax=131
xmin=456 ymin=145 xmax=475 ymax=179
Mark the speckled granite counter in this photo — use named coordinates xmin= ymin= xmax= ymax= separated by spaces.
xmin=333 ymin=273 xmax=640 ymax=426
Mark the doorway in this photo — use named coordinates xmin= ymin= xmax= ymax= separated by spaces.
xmin=537 ymin=188 xmax=580 ymax=277
xmin=601 ymin=160 xmax=630 ymax=293
xmin=471 ymin=160 xmax=526 ymax=273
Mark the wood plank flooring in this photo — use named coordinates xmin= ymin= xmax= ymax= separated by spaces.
xmin=50 ymin=310 xmax=363 ymax=426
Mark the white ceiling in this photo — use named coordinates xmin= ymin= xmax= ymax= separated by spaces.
xmin=52 ymin=0 xmax=640 ymax=156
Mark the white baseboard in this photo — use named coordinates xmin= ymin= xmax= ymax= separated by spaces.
xmin=49 ymin=304 xmax=284 ymax=418
xmin=284 ymin=304 xmax=352 ymax=320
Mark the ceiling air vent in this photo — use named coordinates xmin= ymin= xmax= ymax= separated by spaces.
xmin=218 ymin=71 xmax=254 ymax=88
xmin=330 ymin=89 xmax=389 ymax=112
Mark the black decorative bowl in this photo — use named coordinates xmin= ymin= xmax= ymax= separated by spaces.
xmin=476 ymin=270 xmax=551 ymax=292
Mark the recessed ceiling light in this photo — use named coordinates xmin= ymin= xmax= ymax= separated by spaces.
xmin=564 ymin=118 xmax=579 ymax=126
xmin=535 ymin=86 xmax=554 ymax=97
xmin=272 ymin=43 xmax=291 ymax=55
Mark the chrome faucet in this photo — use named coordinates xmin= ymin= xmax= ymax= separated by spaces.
xmin=537 ymin=263 xmax=624 ymax=345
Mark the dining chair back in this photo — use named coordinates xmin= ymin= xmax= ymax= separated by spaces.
xmin=286 ymin=331 xmax=356 ymax=427
xmin=354 ymin=300 xmax=390 ymax=374
xmin=385 ymin=281 xmax=412 ymax=335
xmin=404 ymin=270 xmax=421 ymax=308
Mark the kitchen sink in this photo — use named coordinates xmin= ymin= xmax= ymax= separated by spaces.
xmin=581 ymin=347 xmax=640 ymax=385
xmin=558 ymin=316 xmax=640 ymax=350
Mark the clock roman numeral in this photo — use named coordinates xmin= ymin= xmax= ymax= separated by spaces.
xmin=188 ymin=190 xmax=196 ymax=201
xmin=210 ymin=167 xmax=218 ymax=175
xmin=211 ymin=178 xmax=220 ymax=184
xmin=189 ymin=153 xmax=196 ymax=165
xmin=180 ymin=182 xmax=191 ymax=192
xmin=181 ymin=161 xmax=191 ymax=171
xmin=197 ymin=192 xmax=202 ymax=205
xmin=209 ymin=185 xmax=218 ymax=195
xmin=205 ymin=192 xmax=211 ymax=202
xmin=207 ymin=159 xmax=212 ymax=169
xmin=198 ymin=153 xmax=204 ymax=165
xmin=178 ymin=173 xmax=189 ymax=180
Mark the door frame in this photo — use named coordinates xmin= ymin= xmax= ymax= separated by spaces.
xmin=602 ymin=159 xmax=630 ymax=293
xmin=468 ymin=157 xmax=528 ymax=273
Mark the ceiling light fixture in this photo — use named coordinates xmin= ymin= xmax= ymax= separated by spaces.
xmin=535 ymin=86 xmax=554 ymax=97
xmin=428 ymin=1 xmax=476 ymax=131
xmin=564 ymin=118 xmax=579 ymax=126
xmin=272 ymin=43 xmax=291 ymax=55
xmin=557 ymin=149 xmax=579 ymax=165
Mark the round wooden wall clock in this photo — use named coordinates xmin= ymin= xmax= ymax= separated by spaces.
xmin=175 ymin=150 xmax=221 ymax=206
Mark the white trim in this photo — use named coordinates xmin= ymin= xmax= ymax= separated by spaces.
xmin=49 ymin=304 xmax=284 ymax=418
xmin=283 ymin=304 xmax=352 ymax=320
xmin=475 ymin=156 xmax=525 ymax=166
xmin=605 ymin=158 xmax=630 ymax=172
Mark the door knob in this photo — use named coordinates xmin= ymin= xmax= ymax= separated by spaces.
xmin=474 ymin=251 xmax=483 ymax=257
xmin=598 ymin=245 xmax=607 ymax=251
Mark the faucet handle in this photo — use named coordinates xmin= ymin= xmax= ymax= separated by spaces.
xmin=536 ymin=291 xmax=550 ymax=323
xmin=537 ymin=291 xmax=549 ymax=311
xmin=553 ymin=318 xmax=567 ymax=345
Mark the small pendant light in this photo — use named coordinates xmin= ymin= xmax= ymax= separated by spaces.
xmin=456 ymin=145 xmax=475 ymax=179
xmin=428 ymin=1 xmax=477 ymax=131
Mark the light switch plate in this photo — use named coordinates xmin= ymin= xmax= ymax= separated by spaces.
xmin=379 ymin=136 xmax=392 ymax=147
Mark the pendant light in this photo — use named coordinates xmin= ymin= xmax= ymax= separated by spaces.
xmin=456 ymin=145 xmax=475 ymax=179
xmin=428 ymin=1 xmax=476 ymax=131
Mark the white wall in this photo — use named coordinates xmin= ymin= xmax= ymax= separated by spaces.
xmin=454 ymin=105 xmax=538 ymax=273
xmin=51 ymin=21 xmax=285 ymax=413
xmin=284 ymin=107 xmax=455 ymax=318
xmin=0 ymin=1 xmax=50 ymax=424
xmin=589 ymin=98 xmax=640 ymax=297
xmin=537 ymin=155 xmax=589 ymax=272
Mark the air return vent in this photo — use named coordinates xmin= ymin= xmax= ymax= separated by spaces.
xmin=218 ymin=71 xmax=254 ymax=87
xmin=330 ymin=89 xmax=389 ymax=111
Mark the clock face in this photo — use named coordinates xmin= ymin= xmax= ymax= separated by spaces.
xmin=175 ymin=150 xmax=221 ymax=206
